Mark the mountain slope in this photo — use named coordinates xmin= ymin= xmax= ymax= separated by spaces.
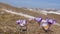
xmin=0 ymin=3 xmax=60 ymax=34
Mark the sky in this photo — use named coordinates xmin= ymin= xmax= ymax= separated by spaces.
xmin=0 ymin=0 xmax=60 ymax=9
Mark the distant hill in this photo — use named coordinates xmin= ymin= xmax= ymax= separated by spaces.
xmin=0 ymin=2 xmax=60 ymax=23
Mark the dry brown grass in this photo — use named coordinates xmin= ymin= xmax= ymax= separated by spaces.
xmin=0 ymin=9 xmax=60 ymax=34
xmin=0 ymin=9 xmax=27 ymax=34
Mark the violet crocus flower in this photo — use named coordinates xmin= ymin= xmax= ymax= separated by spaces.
xmin=34 ymin=16 xmax=42 ymax=23
xmin=16 ymin=20 xmax=21 ymax=24
xmin=46 ymin=18 xmax=56 ymax=24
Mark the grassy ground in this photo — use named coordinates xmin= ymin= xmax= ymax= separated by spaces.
xmin=0 ymin=9 xmax=27 ymax=34
xmin=0 ymin=9 xmax=60 ymax=34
